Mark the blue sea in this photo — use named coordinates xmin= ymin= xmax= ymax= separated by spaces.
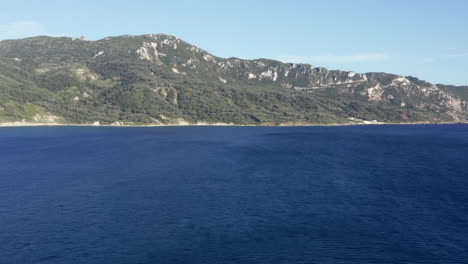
xmin=1 ymin=125 xmax=467 ymax=264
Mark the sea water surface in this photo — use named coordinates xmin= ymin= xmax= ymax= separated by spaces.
xmin=0 ymin=125 xmax=467 ymax=264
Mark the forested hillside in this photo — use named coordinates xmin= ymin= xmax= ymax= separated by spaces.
xmin=0 ymin=34 xmax=466 ymax=125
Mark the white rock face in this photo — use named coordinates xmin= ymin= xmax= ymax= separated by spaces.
xmin=217 ymin=61 xmax=226 ymax=68
xmin=203 ymin=54 xmax=216 ymax=63
xmin=136 ymin=42 xmax=159 ymax=61
xmin=392 ymin=77 xmax=411 ymax=86
xmin=260 ymin=69 xmax=273 ymax=79
xmin=348 ymin=72 xmax=356 ymax=78
xmin=367 ymin=83 xmax=385 ymax=101
xmin=13 ymin=58 xmax=22 ymax=62
xmin=218 ymin=77 xmax=227 ymax=83
xmin=72 ymin=37 xmax=87 ymax=41
xmin=145 ymin=34 xmax=159 ymax=40
xmin=273 ymin=71 xmax=278 ymax=81
xmin=93 ymin=51 xmax=105 ymax=58
xmin=161 ymin=38 xmax=178 ymax=49
xmin=136 ymin=46 xmax=151 ymax=60
xmin=447 ymin=97 xmax=463 ymax=112
xmin=73 ymin=96 xmax=80 ymax=102
xmin=255 ymin=61 xmax=266 ymax=67
xmin=92 ymin=121 xmax=100 ymax=126
xmin=248 ymin=73 xmax=257 ymax=79
xmin=189 ymin=46 xmax=202 ymax=53
xmin=172 ymin=68 xmax=186 ymax=75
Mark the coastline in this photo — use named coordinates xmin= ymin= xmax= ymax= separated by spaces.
xmin=0 ymin=121 xmax=465 ymax=128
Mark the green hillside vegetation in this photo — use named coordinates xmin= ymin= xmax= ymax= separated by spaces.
xmin=0 ymin=34 xmax=466 ymax=125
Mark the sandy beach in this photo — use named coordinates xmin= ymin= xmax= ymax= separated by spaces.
xmin=0 ymin=120 xmax=465 ymax=128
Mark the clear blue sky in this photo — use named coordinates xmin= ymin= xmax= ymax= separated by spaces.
xmin=1 ymin=0 xmax=467 ymax=85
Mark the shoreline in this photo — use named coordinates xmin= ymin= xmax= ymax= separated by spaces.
xmin=0 ymin=121 xmax=466 ymax=128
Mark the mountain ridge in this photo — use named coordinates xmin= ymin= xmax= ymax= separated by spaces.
xmin=0 ymin=34 xmax=467 ymax=125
